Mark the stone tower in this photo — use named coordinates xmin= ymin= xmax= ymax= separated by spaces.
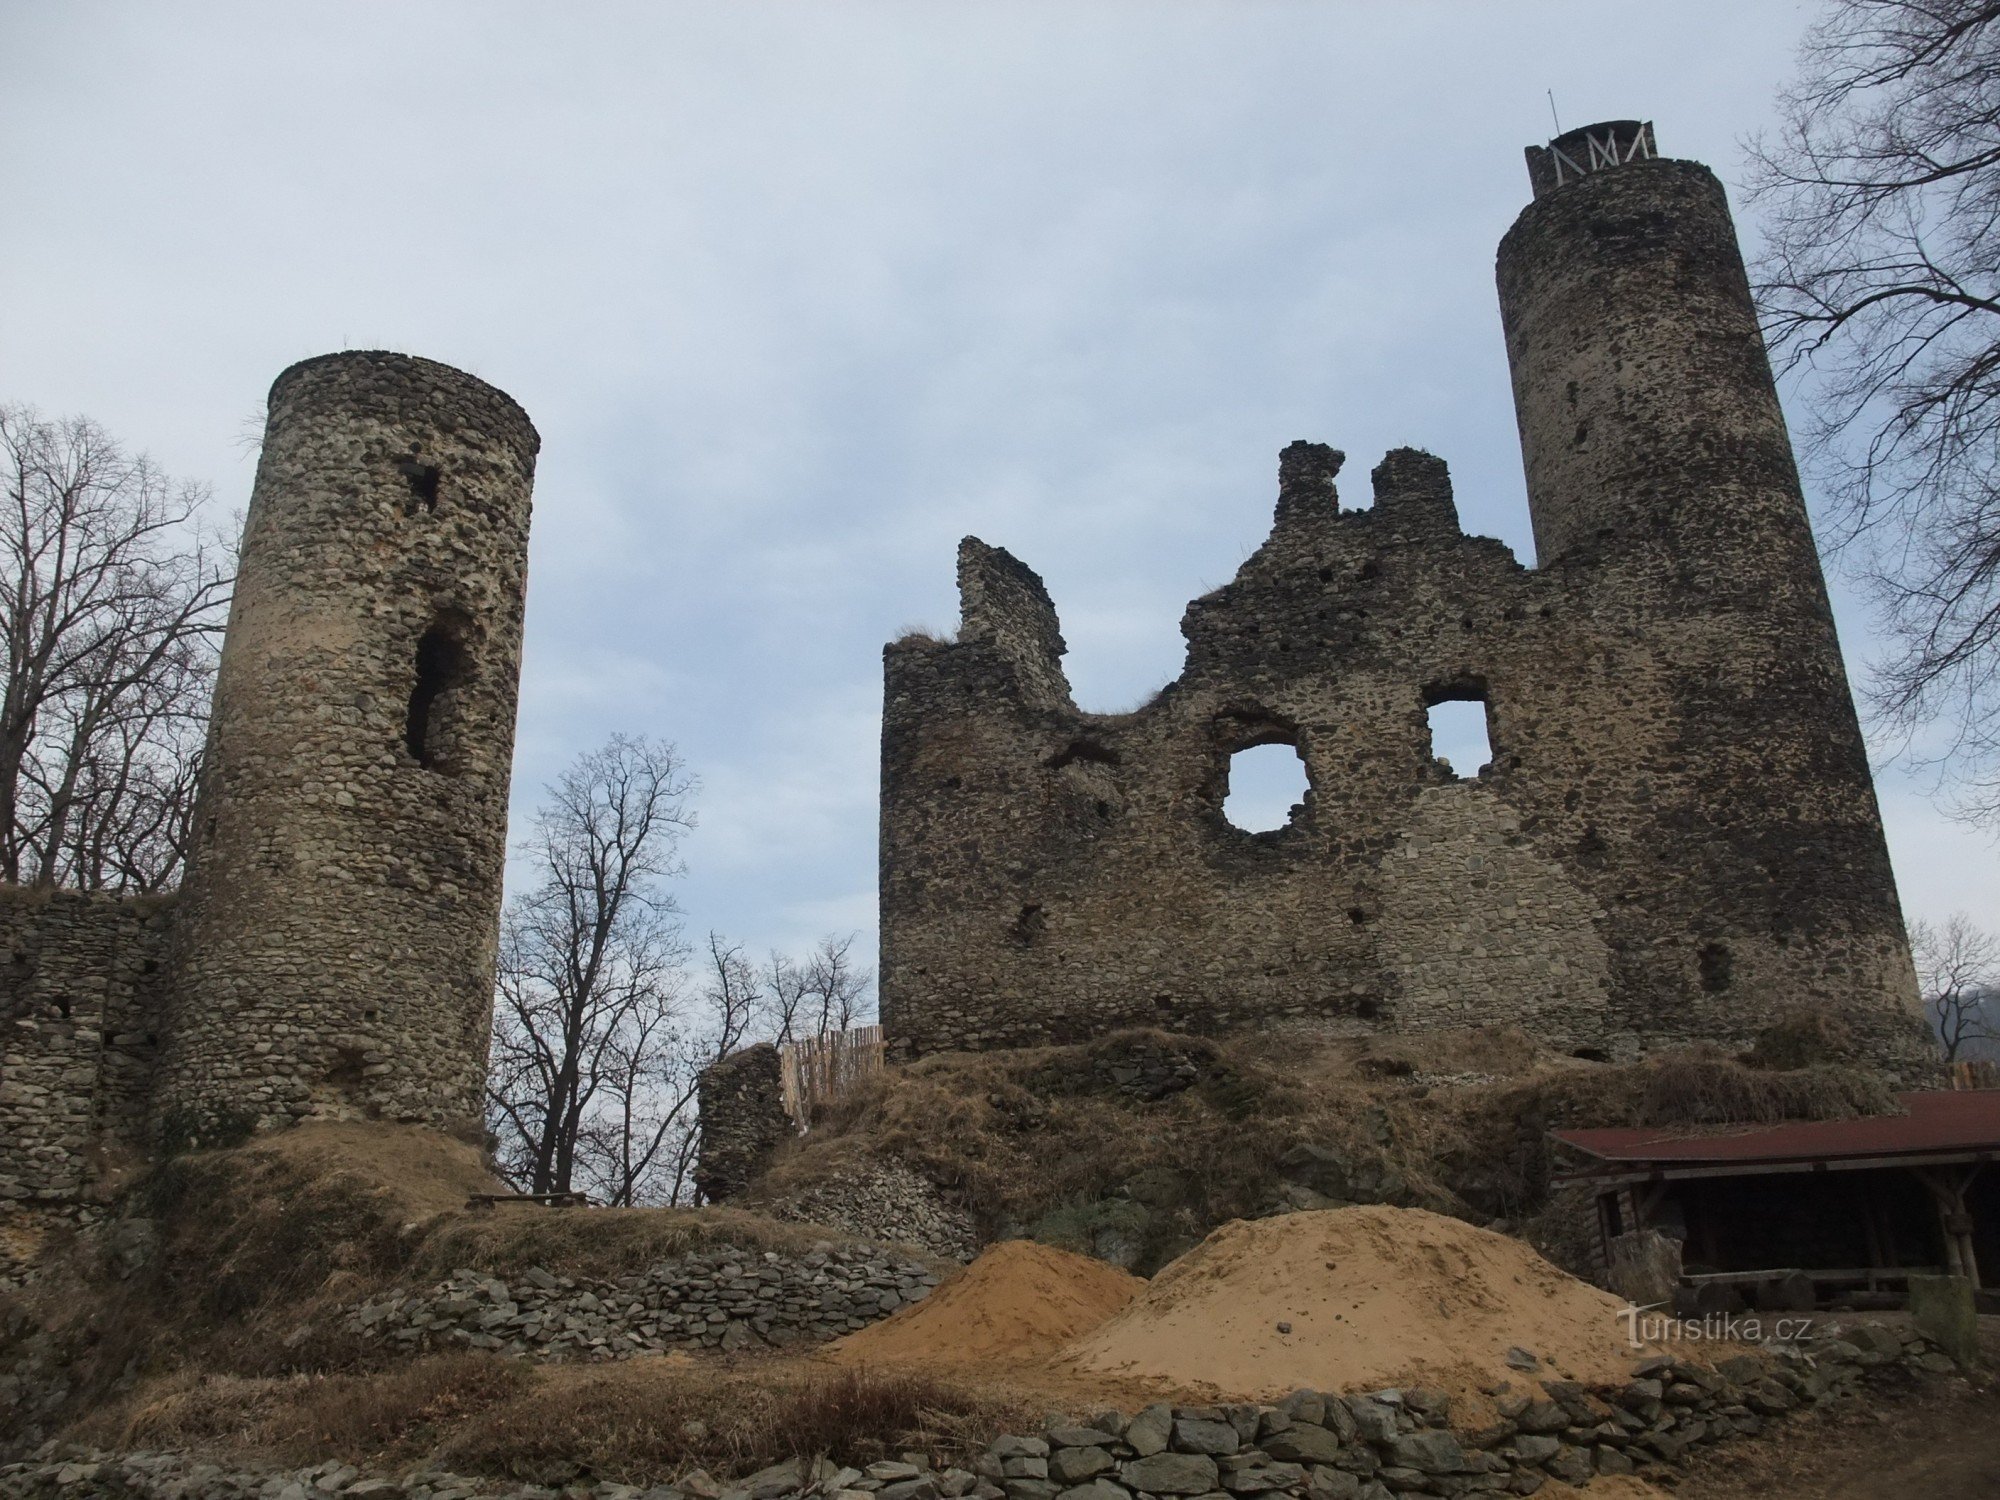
xmin=1494 ymin=122 xmax=1923 ymax=1060
xmin=152 ymin=351 xmax=538 ymax=1140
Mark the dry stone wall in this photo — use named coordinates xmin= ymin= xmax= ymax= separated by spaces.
xmin=879 ymin=129 xmax=1931 ymax=1079
xmin=0 ymin=1316 xmax=1959 ymax=1498
xmin=0 ymin=889 xmax=171 ymax=1202
xmin=341 ymin=1243 xmax=941 ymax=1358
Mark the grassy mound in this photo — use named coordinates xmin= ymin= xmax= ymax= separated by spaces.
xmin=0 ymin=1120 xmax=894 ymax=1458
xmin=751 ymin=1026 xmax=1899 ymax=1274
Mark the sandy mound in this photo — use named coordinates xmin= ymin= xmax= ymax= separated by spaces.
xmin=1061 ymin=1206 xmax=1661 ymax=1400
xmin=830 ymin=1239 xmax=1143 ymax=1364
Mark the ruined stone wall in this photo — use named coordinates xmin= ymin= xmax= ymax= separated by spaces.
xmin=694 ymin=1044 xmax=795 ymax=1204
xmin=152 ymin=352 xmax=538 ymax=1141
xmin=879 ymin=127 xmax=1931 ymax=1077
xmin=0 ymin=888 xmax=172 ymax=1202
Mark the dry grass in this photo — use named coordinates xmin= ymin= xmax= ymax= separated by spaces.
xmin=84 ymin=1356 xmax=1036 ymax=1486
xmin=436 ymin=1363 xmax=1032 ymax=1482
xmin=765 ymin=1026 xmax=1902 ymax=1273
xmin=6 ymin=1118 xmax=902 ymax=1457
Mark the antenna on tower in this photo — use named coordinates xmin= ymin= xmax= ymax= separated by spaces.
xmin=1548 ymin=91 xmax=1562 ymax=134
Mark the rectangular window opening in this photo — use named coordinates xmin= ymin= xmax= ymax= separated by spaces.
xmin=1426 ymin=694 xmax=1493 ymax=779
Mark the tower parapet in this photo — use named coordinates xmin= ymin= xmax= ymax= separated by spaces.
xmin=152 ymin=351 xmax=538 ymax=1141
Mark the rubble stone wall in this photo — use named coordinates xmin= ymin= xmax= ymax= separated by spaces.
xmin=0 ymin=888 xmax=173 ymax=1202
xmin=341 ymin=1242 xmax=942 ymax=1359
xmin=694 ymin=1043 xmax=795 ymax=1204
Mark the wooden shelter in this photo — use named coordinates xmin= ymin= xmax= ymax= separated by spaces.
xmin=1554 ymin=1091 xmax=1999 ymax=1308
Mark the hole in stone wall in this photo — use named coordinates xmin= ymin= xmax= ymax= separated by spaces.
xmin=1699 ymin=941 xmax=1734 ymax=993
xmin=398 ymin=457 xmax=440 ymax=514
xmin=1425 ymin=693 xmax=1493 ymax=779
xmin=1010 ymin=903 xmax=1046 ymax=946
xmin=1224 ymin=742 xmax=1310 ymax=832
xmin=406 ymin=620 xmax=471 ymax=770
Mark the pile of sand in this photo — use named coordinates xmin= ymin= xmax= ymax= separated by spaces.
xmin=829 ymin=1238 xmax=1143 ymax=1364
xmin=1060 ymin=1206 xmax=1661 ymax=1399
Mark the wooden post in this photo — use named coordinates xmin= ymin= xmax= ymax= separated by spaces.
xmin=1916 ymin=1166 xmax=1983 ymax=1287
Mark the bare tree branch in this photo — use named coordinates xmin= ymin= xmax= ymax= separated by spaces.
xmin=0 ymin=403 xmax=231 ymax=889
xmin=485 ymin=734 xmax=697 ymax=1202
xmin=1748 ymin=1 xmax=2000 ymax=820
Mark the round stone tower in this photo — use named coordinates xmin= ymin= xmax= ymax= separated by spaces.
xmin=1496 ymin=122 xmax=1929 ymax=1073
xmin=153 ymin=351 xmax=538 ymax=1141
xmin=1497 ymin=120 xmax=1823 ymax=584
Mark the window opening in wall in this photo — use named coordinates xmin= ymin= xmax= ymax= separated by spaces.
xmin=398 ymin=458 xmax=440 ymax=514
xmin=406 ymin=622 xmax=470 ymax=769
xmin=1699 ymin=941 xmax=1734 ymax=993
xmin=1224 ymin=742 xmax=1310 ymax=832
xmin=1425 ymin=693 xmax=1492 ymax=778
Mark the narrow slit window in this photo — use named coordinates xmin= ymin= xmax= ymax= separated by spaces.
xmin=1224 ymin=742 xmax=1310 ymax=832
xmin=1426 ymin=696 xmax=1492 ymax=778
xmin=406 ymin=623 xmax=470 ymax=769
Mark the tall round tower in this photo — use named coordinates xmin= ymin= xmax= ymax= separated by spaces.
xmin=153 ymin=352 xmax=538 ymax=1141
xmin=1498 ymin=121 xmax=1822 ymax=584
xmin=1496 ymin=122 xmax=1928 ymax=1072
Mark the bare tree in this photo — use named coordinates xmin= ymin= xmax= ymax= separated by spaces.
xmin=1 ymin=404 xmax=231 ymax=889
xmin=758 ymin=932 xmax=874 ymax=1047
xmin=1911 ymin=911 xmax=1999 ymax=1061
xmin=1748 ymin=2 xmax=2000 ymax=819
xmin=486 ymin=734 xmax=697 ymax=1201
xmin=800 ymin=932 xmax=873 ymax=1037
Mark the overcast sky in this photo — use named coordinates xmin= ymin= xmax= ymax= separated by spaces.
xmin=5 ymin=1 xmax=1992 ymax=997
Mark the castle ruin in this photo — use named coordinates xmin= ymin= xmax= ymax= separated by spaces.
xmin=878 ymin=123 xmax=1933 ymax=1076
xmin=2 ymin=123 xmax=1943 ymax=1212
xmin=1 ymin=352 xmax=536 ymax=1202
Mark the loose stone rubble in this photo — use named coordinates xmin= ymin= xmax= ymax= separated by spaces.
xmin=758 ymin=1157 xmax=980 ymax=1263
xmin=341 ymin=1245 xmax=941 ymax=1359
xmin=0 ymin=1319 xmax=1965 ymax=1498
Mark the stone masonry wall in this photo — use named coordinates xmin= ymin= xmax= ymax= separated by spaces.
xmin=695 ymin=1044 xmax=796 ymax=1204
xmin=879 ymin=129 xmax=1931 ymax=1078
xmin=341 ymin=1241 xmax=941 ymax=1359
xmin=151 ymin=352 xmax=538 ymax=1141
xmin=0 ymin=888 xmax=172 ymax=1202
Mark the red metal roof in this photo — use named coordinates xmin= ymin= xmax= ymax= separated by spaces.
xmin=1553 ymin=1090 xmax=2000 ymax=1168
